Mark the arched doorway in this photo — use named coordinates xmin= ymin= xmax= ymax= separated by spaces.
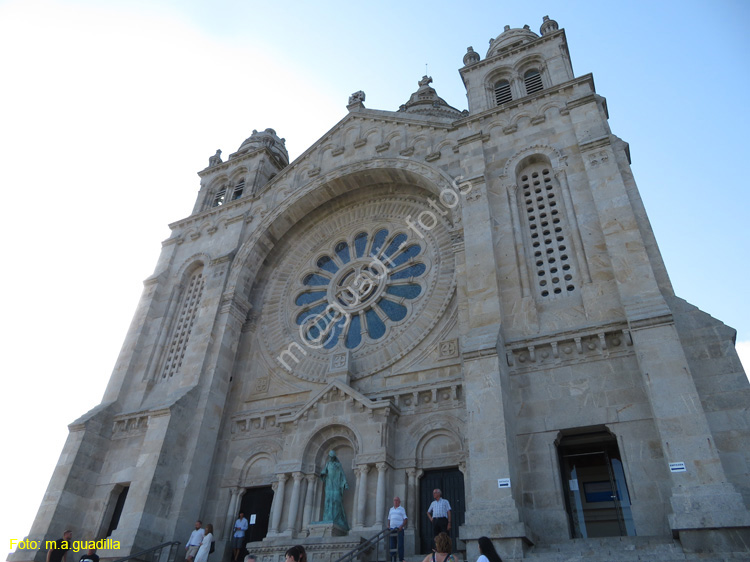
xmin=239 ymin=486 xmax=274 ymax=543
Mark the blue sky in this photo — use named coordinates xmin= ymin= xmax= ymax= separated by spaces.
xmin=1 ymin=0 xmax=748 ymax=556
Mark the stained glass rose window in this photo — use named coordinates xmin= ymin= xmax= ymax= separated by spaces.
xmin=294 ymin=228 xmax=425 ymax=350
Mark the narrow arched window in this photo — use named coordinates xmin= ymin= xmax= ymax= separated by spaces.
xmin=232 ymin=178 xmax=245 ymax=201
xmin=494 ymin=80 xmax=512 ymax=105
xmin=518 ymin=163 xmax=576 ymax=299
xmin=161 ymin=267 xmax=205 ymax=379
xmin=212 ymin=186 xmax=227 ymax=207
xmin=524 ymin=69 xmax=543 ymax=95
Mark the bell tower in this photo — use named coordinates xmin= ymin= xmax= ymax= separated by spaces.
xmin=192 ymin=128 xmax=289 ymax=214
xmin=459 ymin=16 xmax=574 ymax=115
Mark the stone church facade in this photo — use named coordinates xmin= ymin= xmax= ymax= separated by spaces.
xmin=14 ymin=16 xmax=750 ymax=562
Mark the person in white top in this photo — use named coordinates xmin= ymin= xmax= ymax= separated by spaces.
xmin=185 ymin=521 xmax=205 ymax=562
xmin=232 ymin=512 xmax=249 ymax=561
xmin=194 ymin=523 xmax=214 ymax=562
xmin=426 ymin=489 xmax=451 ymax=537
xmin=476 ymin=536 xmax=502 ymax=562
xmin=387 ymin=496 xmax=408 ymax=562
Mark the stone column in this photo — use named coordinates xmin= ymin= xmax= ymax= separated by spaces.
xmin=406 ymin=468 xmax=418 ymax=518
xmin=270 ymin=474 xmax=287 ymax=534
xmin=224 ymin=487 xmax=240 ymax=539
xmin=312 ymin=473 xmax=322 ymax=522
xmin=356 ymin=464 xmax=370 ymax=527
xmin=375 ymin=463 xmax=388 ymax=527
xmin=351 ymin=467 xmax=362 ymax=527
xmin=287 ymin=472 xmax=304 ymax=534
xmin=302 ymin=474 xmax=317 ymax=530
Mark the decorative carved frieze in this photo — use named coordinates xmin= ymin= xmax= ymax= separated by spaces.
xmin=505 ymin=327 xmax=633 ymax=370
xmin=112 ymin=415 xmax=148 ymax=439
xmin=110 ymin=409 xmax=167 ymax=439
xmin=368 ymin=379 xmax=463 ymax=412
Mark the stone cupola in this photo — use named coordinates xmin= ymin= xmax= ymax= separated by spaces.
xmin=398 ymin=75 xmax=463 ymax=119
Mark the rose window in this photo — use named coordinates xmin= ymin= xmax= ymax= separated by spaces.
xmin=294 ymin=228 xmax=426 ymax=350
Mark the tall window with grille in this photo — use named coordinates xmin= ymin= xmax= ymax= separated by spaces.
xmin=161 ymin=268 xmax=205 ymax=379
xmin=494 ymin=80 xmax=512 ymax=105
xmin=524 ymin=69 xmax=543 ymax=95
xmin=519 ymin=163 xmax=576 ymax=298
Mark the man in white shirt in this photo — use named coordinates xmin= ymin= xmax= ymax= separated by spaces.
xmin=186 ymin=520 xmax=205 ymax=562
xmin=426 ymin=488 xmax=451 ymax=537
xmin=232 ymin=512 xmax=249 ymax=561
xmin=388 ymin=496 xmax=407 ymax=562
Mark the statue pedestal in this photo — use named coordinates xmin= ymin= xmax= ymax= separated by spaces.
xmin=308 ymin=522 xmax=348 ymax=537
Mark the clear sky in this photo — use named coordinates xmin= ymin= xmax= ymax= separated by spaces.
xmin=2 ymin=0 xmax=749 ymax=558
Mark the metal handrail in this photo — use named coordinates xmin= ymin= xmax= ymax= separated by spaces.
xmin=333 ymin=528 xmax=396 ymax=562
xmin=111 ymin=541 xmax=181 ymax=562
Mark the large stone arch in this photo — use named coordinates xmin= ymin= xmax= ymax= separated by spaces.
xmin=235 ymin=439 xmax=283 ymax=487
xmin=225 ymin=159 xmax=463 ymax=299
xmin=409 ymin=414 xmax=466 ymax=470
xmin=229 ymin=161 xmax=460 ymax=382
xmin=501 ymin=143 xmax=567 ymax=181
xmin=302 ymin=423 xmax=360 ymax=472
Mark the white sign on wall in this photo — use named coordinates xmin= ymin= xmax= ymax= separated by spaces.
xmin=669 ymin=462 xmax=687 ymax=473
xmin=249 ymin=514 xmax=257 ymax=524
xmin=497 ymin=478 xmax=511 ymax=488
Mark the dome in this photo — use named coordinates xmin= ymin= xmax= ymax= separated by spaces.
xmin=234 ymin=127 xmax=289 ymax=165
xmin=486 ymin=25 xmax=539 ymax=58
xmin=398 ymin=76 xmax=462 ymax=119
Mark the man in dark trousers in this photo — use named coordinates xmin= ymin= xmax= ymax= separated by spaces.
xmin=426 ymin=489 xmax=451 ymax=537
xmin=46 ymin=530 xmax=73 ymax=562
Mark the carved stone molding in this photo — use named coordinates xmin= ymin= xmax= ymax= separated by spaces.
xmin=112 ymin=415 xmax=149 ymax=439
xmin=505 ymin=326 xmax=633 ymax=370
xmin=110 ymin=408 xmax=168 ymax=439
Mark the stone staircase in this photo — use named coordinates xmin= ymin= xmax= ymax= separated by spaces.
xmin=522 ymin=536 xmax=748 ymax=561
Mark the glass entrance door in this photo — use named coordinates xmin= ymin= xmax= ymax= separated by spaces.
xmin=558 ymin=432 xmax=636 ymax=538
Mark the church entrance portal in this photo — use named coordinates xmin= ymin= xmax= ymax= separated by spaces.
xmin=557 ymin=431 xmax=636 ymax=538
xmin=239 ymin=486 xmax=274 ymax=543
xmin=419 ymin=468 xmax=465 ymax=554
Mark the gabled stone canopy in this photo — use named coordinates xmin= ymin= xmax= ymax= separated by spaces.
xmin=279 ymin=379 xmax=400 ymax=425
